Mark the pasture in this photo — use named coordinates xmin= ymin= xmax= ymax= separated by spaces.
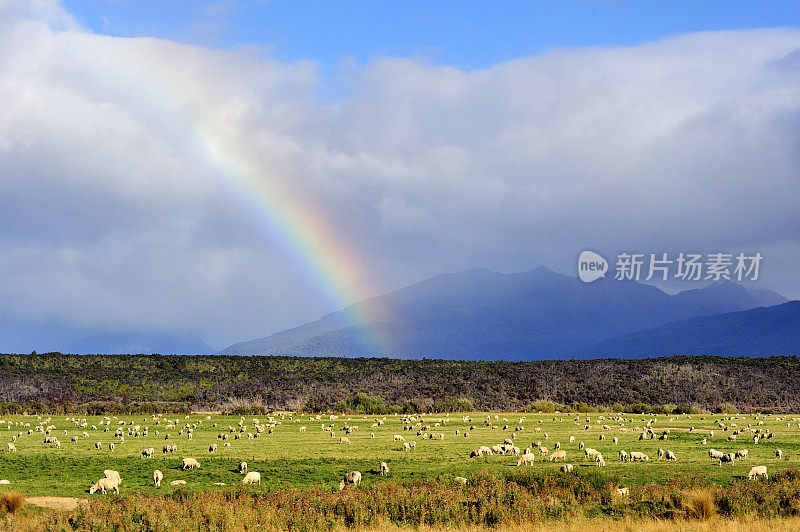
xmin=0 ymin=411 xmax=799 ymax=497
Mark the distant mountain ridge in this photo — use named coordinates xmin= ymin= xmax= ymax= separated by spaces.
xmin=220 ymin=266 xmax=791 ymax=360
xmin=0 ymin=315 xmax=212 ymax=355
xmin=68 ymin=332 xmax=212 ymax=355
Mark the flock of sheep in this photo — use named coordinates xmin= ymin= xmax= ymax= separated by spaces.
xmin=460 ymin=413 xmax=788 ymax=489
xmin=1 ymin=410 xmax=795 ymax=496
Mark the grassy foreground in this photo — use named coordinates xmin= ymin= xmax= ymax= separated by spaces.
xmin=2 ymin=470 xmax=800 ymax=530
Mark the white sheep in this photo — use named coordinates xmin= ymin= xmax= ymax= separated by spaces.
xmin=242 ymin=471 xmax=261 ymax=485
xmin=182 ymin=457 xmax=200 ymax=470
xmin=153 ymin=470 xmax=163 ymax=487
xmin=6 ymin=442 xmax=16 ymax=453
xmin=549 ymin=450 xmax=566 ymax=462
xmin=89 ymin=477 xmax=120 ymax=494
xmin=239 ymin=461 xmax=248 ymax=474
xmin=170 ymin=480 xmax=187 ymax=486
xmin=338 ymin=470 xmax=362 ymax=490
xmin=584 ymin=448 xmax=600 ymax=460
xmin=517 ymin=453 xmax=535 ymax=466
xmin=665 ymin=450 xmax=677 ymax=461
xmin=380 ymin=462 xmax=389 ymax=476
xmin=748 ymin=466 xmax=768 ymax=480
xmin=776 ymin=449 xmax=783 ymax=459
xmin=629 ymin=451 xmax=649 ymax=462
xmin=560 ymin=464 xmax=574 ymax=473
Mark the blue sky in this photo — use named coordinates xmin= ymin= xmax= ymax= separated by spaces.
xmin=62 ymin=1 xmax=800 ymax=70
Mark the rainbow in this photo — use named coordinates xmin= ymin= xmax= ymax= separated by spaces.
xmin=193 ymin=122 xmax=389 ymax=354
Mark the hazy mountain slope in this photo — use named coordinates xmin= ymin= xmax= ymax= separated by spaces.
xmin=590 ymin=301 xmax=800 ymax=357
xmin=221 ymin=267 xmax=787 ymax=360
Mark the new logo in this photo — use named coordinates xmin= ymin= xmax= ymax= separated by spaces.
xmin=578 ymin=250 xmax=608 ymax=283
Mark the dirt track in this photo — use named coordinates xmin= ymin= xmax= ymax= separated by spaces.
xmin=24 ymin=496 xmax=86 ymax=511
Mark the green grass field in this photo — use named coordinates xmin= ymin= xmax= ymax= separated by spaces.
xmin=1 ymin=411 xmax=798 ymax=497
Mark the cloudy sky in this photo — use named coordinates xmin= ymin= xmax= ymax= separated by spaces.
xmin=1 ymin=0 xmax=799 ymax=350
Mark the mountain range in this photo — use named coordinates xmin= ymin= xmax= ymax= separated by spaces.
xmin=0 ymin=315 xmax=211 ymax=355
xmin=220 ymin=266 xmax=795 ymax=360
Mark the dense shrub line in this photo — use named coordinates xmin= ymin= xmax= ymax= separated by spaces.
xmin=1 ymin=353 xmax=800 ymax=413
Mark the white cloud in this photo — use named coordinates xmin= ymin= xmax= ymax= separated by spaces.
xmin=0 ymin=2 xmax=798 ymax=348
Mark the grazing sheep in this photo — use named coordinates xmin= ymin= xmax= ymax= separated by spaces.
xmin=719 ymin=453 xmax=736 ymax=466
xmin=402 ymin=442 xmax=412 ymax=451
xmin=616 ymin=487 xmax=630 ymax=496
xmin=0 ymin=480 xmax=9 ymax=485
xmin=89 ymin=477 xmax=120 ymax=494
xmin=379 ymin=462 xmax=389 ymax=476
xmin=612 ymin=437 xmax=618 ymax=445
xmin=170 ymin=480 xmax=187 ymax=486
xmin=584 ymin=448 xmax=600 ymax=460
xmin=549 ymin=450 xmax=567 ymax=462
xmin=748 ymin=466 xmax=768 ymax=480
xmin=595 ymin=453 xmax=606 ymax=467
xmin=6 ymin=442 xmax=16 ymax=453
xmin=338 ymin=471 xmax=362 ymax=490
xmin=776 ymin=449 xmax=783 ymax=459
xmin=340 ymin=437 xmax=351 ymax=444
xmin=578 ymin=441 xmax=585 ymax=450
xmin=182 ymin=457 xmax=200 ymax=470
xmin=108 ymin=442 xmax=115 ymax=452
xmin=153 ymin=470 xmax=163 ymax=487
xmin=454 ymin=476 xmax=468 ymax=484
xmin=95 ymin=441 xmax=102 ymax=450
xmin=141 ymin=447 xmax=155 ymax=458
xmin=242 ymin=471 xmax=261 ymax=485
xmin=665 ymin=450 xmax=677 ymax=461
xmin=209 ymin=444 xmax=218 ymax=453
xmin=517 ymin=453 xmax=535 ymax=466
xmin=394 ymin=435 xmax=405 ymax=441
xmin=619 ymin=450 xmax=628 ymax=462
xmin=708 ymin=449 xmax=724 ymax=461
xmin=658 ymin=448 xmax=665 ymax=460
xmin=560 ymin=464 xmax=574 ymax=473
xmin=629 ymin=451 xmax=650 ymax=462
xmin=471 ymin=446 xmax=493 ymax=457
xmin=239 ymin=461 xmax=248 ymax=474
xmin=736 ymin=449 xmax=749 ymax=460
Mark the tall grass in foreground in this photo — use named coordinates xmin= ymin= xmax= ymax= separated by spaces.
xmin=3 ymin=469 xmax=800 ymax=531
